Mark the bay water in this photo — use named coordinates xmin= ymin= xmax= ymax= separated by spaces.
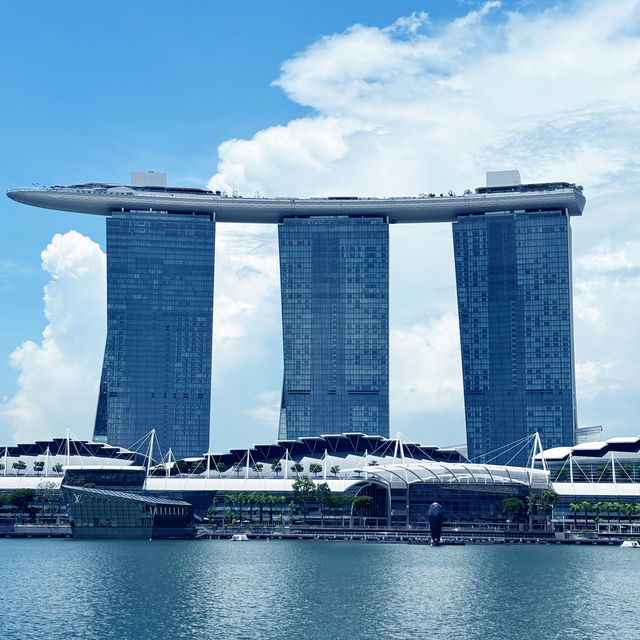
xmin=1 ymin=539 xmax=639 ymax=639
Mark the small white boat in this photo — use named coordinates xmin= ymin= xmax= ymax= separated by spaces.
xmin=620 ymin=540 xmax=640 ymax=548
xmin=230 ymin=534 xmax=249 ymax=541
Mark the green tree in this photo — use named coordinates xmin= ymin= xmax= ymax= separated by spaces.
xmin=569 ymin=503 xmax=580 ymax=528
xmin=252 ymin=463 xmax=264 ymax=475
xmin=315 ymin=482 xmax=332 ymax=527
xmin=331 ymin=494 xmax=355 ymax=527
xmin=622 ymin=503 xmax=635 ymax=523
xmin=255 ymin=493 xmax=266 ymax=524
xmin=292 ymin=475 xmax=316 ymax=525
xmin=502 ymin=497 xmax=525 ymax=520
xmin=612 ymin=501 xmax=624 ymax=524
xmin=216 ymin=462 xmax=227 ymax=473
xmin=368 ymin=460 xmax=379 ymax=466
xmin=12 ymin=460 xmax=27 ymax=475
xmin=265 ymin=495 xmax=277 ymax=524
xmin=537 ymin=490 xmax=559 ymax=516
xmin=291 ymin=462 xmax=304 ymax=476
xmin=600 ymin=501 xmax=614 ymax=522
xmin=192 ymin=460 xmax=205 ymax=473
xmin=245 ymin=492 xmax=257 ymax=524
xmin=8 ymin=489 xmax=34 ymax=511
xmin=579 ymin=501 xmax=591 ymax=526
xmin=174 ymin=459 xmax=189 ymax=474
xmin=52 ymin=463 xmax=63 ymax=474
xmin=271 ymin=460 xmax=282 ymax=476
xmin=223 ymin=494 xmax=236 ymax=520
xmin=330 ymin=465 xmax=340 ymax=478
xmin=33 ymin=461 xmax=45 ymax=474
xmin=352 ymin=495 xmax=373 ymax=516
xmin=12 ymin=460 xmax=26 ymax=475
xmin=309 ymin=463 xmax=322 ymax=477
xmin=35 ymin=481 xmax=61 ymax=519
xmin=232 ymin=461 xmax=244 ymax=477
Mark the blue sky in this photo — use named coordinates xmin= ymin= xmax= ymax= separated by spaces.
xmin=2 ymin=0 xmax=640 ymax=453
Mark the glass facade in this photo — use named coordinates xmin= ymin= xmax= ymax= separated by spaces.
xmin=93 ymin=211 xmax=215 ymax=459
xmin=278 ymin=217 xmax=389 ymax=439
xmin=453 ymin=210 xmax=577 ymax=466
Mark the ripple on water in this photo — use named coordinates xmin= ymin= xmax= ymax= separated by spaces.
xmin=1 ymin=540 xmax=639 ymax=640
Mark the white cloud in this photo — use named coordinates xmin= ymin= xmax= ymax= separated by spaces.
xmin=577 ymin=240 xmax=640 ymax=272
xmin=212 ymin=223 xmax=281 ymax=370
xmin=206 ymin=0 xmax=640 ymax=440
xmin=390 ymin=314 xmax=463 ymax=414
xmin=6 ymin=2 xmax=640 ymax=448
xmin=246 ymin=391 xmax=281 ymax=429
xmin=0 ymin=232 xmax=106 ymax=443
xmin=210 ymin=0 xmax=640 ymax=199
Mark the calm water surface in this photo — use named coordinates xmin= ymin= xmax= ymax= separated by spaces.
xmin=1 ymin=539 xmax=639 ymax=639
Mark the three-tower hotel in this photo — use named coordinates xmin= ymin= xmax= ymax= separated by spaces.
xmin=8 ymin=170 xmax=586 ymax=465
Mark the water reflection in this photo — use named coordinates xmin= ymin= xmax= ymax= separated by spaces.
xmin=1 ymin=539 xmax=638 ymax=640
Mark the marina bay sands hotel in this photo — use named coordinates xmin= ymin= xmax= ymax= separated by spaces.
xmin=8 ymin=170 xmax=586 ymax=465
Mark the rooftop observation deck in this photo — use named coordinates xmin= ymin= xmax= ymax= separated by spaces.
xmin=7 ymin=180 xmax=586 ymax=223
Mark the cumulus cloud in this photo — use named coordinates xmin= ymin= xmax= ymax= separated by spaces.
xmin=246 ymin=391 xmax=281 ymax=429
xmin=209 ymin=1 xmax=640 ymax=199
xmin=206 ymin=0 xmax=640 ymax=440
xmin=0 ymin=232 xmax=106 ymax=443
xmin=390 ymin=314 xmax=463 ymax=414
xmin=212 ymin=223 xmax=281 ymax=369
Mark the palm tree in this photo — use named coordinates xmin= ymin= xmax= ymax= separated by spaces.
xmin=271 ymin=460 xmax=282 ymax=476
xmin=569 ymin=503 xmax=580 ymax=528
xmin=309 ymin=463 xmax=322 ymax=477
xmin=266 ymin=495 xmax=277 ymax=524
xmin=579 ymin=501 xmax=591 ymax=527
xmin=254 ymin=493 xmax=266 ymax=524
xmin=330 ymin=465 xmax=340 ymax=478
xmin=613 ymin=501 xmax=624 ymax=524
xmin=52 ymin=463 xmax=63 ymax=474
xmin=601 ymin=501 xmax=614 ymax=523
xmin=245 ymin=492 xmax=257 ymax=524
xmin=622 ymin=503 xmax=635 ymax=524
